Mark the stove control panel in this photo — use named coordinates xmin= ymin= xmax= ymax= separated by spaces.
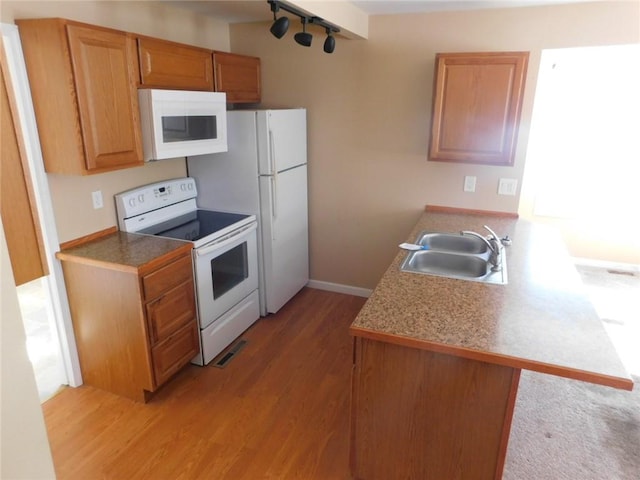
xmin=115 ymin=177 xmax=197 ymax=221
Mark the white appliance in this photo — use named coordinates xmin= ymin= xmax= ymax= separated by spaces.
xmin=115 ymin=178 xmax=260 ymax=366
xmin=138 ymin=89 xmax=228 ymax=162
xmin=187 ymin=108 xmax=309 ymax=316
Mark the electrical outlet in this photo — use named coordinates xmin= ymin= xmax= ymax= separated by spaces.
xmin=463 ymin=176 xmax=477 ymax=193
xmin=91 ymin=190 xmax=103 ymax=209
xmin=498 ymin=178 xmax=518 ymax=196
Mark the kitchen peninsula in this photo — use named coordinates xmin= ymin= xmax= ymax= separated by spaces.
xmin=349 ymin=208 xmax=633 ymax=480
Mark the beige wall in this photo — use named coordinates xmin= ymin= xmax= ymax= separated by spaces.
xmin=231 ymin=1 xmax=640 ymax=288
xmin=0 ymin=1 xmax=231 ymax=243
xmin=1 ymin=1 xmax=638 ymax=284
xmin=1 ymin=222 xmax=56 ymax=479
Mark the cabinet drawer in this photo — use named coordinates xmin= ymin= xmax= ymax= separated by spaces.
xmin=146 ymin=280 xmax=196 ymax=344
xmin=151 ymin=322 xmax=199 ymax=386
xmin=142 ymin=255 xmax=192 ymax=301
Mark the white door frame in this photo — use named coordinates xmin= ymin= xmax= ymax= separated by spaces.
xmin=1 ymin=23 xmax=82 ymax=387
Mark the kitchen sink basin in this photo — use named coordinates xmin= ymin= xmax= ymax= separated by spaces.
xmin=417 ymin=232 xmax=488 ymax=254
xmin=400 ymin=231 xmax=507 ymax=285
xmin=404 ymin=251 xmax=489 ymax=278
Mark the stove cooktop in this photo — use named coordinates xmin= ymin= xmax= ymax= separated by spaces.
xmin=139 ymin=209 xmax=253 ymax=244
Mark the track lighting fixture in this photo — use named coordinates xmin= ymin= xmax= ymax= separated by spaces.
xmin=323 ymin=28 xmax=335 ymax=54
xmin=267 ymin=0 xmax=340 ymax=54
xmin=269 ymin=1 xmax=289 ymax=39
xmin=294 ymin=17 xmax=312 ymax=47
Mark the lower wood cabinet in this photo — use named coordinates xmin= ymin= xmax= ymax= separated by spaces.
xmin=350 ymin=337 xmax=519 ymax=480
xmin=59 ymin=249 xmax=198 ymax=402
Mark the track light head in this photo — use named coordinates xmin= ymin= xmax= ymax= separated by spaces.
xmin=294 ymin=17 xmax=312 ymax=47
xmin=267 ymin=1 xmax=340 ymax=52
xmin=270 ymin=16 xmax=289 ymax=39
xmin=323 ymin=29 xmax=335 ymax=54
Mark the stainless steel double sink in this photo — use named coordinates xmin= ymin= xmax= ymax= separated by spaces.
xmin=400 ymin=232 xmax=508 ymax=285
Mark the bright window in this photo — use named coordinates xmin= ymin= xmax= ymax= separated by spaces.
xmin=527 ymin=44 xmax=640 ymax=227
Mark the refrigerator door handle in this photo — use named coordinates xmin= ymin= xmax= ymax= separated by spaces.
xmin=270 ymin=174 xmax=278 ymax=240
xmin=268 ymin=129 xmax=276 ymax=175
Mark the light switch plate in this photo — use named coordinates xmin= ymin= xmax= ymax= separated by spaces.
xmin=498 ymin=178 xmax=518 ymax=196
xmin=92 ymin=190 xmax=103 ymax=209
xmin=463 ymin=176 xmax=476 ymax=193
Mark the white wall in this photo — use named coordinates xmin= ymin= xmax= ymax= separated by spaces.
xmin=1 ymin=220 xmax=56 ymax=479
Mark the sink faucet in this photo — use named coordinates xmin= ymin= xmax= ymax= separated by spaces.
xmin=460 ymin=225 xmax=504 ymax=272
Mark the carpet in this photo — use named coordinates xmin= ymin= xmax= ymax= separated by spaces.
xmin=504 ymin=265 xmax=639 ymax=479
xmin=504 ymin=370 xmax=639 ymax=479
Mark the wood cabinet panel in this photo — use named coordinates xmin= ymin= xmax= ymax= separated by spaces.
xmin=146 ymin=280 xmax=196 ymax=345
xmin=429 ymin=51 xmax=529 ymax=166
xmin=151 ymin=322 xmax=199 ymax=386
xmin=62 ymin=261 xmax=155 ymax=401
xmin=0 ymin=45 xmax=48 ymax=285
xmin=350 ymin=337 xmax=520 ymax=480
xmin=138 ymin=36 xmax=214 ymax=91
xmin=66 ymin=24 xmax=143 ymax=171
xmin=213 ymin=51 xmax=261 ymax=103
xmin=142 ymin=254 xmax=193 ymax=301
xmin=16 ymin=19 xmax=143 ymax=175
xmin=59 ymin=248 xmax=198 ymax=402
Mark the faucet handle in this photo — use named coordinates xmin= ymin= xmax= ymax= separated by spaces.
xmin=483 ymin=225 xmax=500 ymax=241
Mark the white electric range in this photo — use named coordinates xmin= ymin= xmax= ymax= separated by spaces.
xmin=115 ymin=177 xmax=260 ymax=366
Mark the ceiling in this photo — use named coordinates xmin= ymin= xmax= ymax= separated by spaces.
xmin=167 ymin=0 xmax=595 ymax=24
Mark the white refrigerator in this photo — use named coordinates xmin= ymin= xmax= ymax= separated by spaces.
xmin=187 ymin=109 xmax=309 ymax=316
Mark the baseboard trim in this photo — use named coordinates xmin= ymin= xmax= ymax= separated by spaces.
xmin=572 ymin=257 xmax=640 ymax=273
xmin=307 ymin=280 xmax=373 ymax=298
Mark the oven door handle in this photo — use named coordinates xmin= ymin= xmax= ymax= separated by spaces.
xmin=195 ymin=222 xmax=257 ymax=257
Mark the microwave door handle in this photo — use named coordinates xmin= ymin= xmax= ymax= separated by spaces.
xmin=195 ymin=223 xmax=257 ymax=257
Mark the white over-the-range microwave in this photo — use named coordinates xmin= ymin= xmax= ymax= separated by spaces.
xmin=138 ymin=89 xmax=228 ymax=161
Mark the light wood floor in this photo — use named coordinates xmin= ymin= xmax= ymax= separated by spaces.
xmin=42 ymin=276 xmax=638 ymax=479
xmin=42 ymin=288 xmax=366 ymax=479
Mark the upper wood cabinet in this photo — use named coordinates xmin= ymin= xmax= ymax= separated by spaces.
xmin=429 ymin=52 xmax=529 ymax=166
xmin=1 ymin=43 xmax=48 ymax=286
xmin=213 ymin=51 xmax=261 ymax=104
xmin=16 ymin=19 xmax=143 ymax=175
xmin=137 ymin=36 xmax=214 ymax=91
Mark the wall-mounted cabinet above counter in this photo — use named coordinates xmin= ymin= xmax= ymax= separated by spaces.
xmin=429 ymin=51 xmax=529 ymax=166
xmin=16 ymin=17 xmax=262 ymax=175
xmin=17 ymin=19 xmax=144 ymax=175
xmin=213 ymin=51 xmax=261 ymax=104
xmin=137 ymin=36 xmax=215 ymax=91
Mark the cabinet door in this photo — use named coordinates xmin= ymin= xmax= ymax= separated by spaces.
xmin=151 ymin=322 xmax=199 ymax=386
xmin=146 ymin=280 xmax=196 ymax=345
xmin=213 ymin=51 xmax=261 ymax=103
xmin=0 ymin=46 xmax=48 ymax=285
xmin=138 ymin=37 xmax=214 ymax=91
xmin=429 ymin=52 xmax=528 ymax=166
xmin=66 ymin=24 xmax=143 ymax=172
xmin=142 ymin=254 xmax=193 ymax=301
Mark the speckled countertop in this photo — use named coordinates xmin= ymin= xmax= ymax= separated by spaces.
xmin=350 ymin=210 xmax=633 ymax=390
xmin=56 ymin=231 xmax=192 ymax=274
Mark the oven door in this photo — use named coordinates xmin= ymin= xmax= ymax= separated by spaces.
xmin=194 ymin=222 xmax=258 ymax=330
